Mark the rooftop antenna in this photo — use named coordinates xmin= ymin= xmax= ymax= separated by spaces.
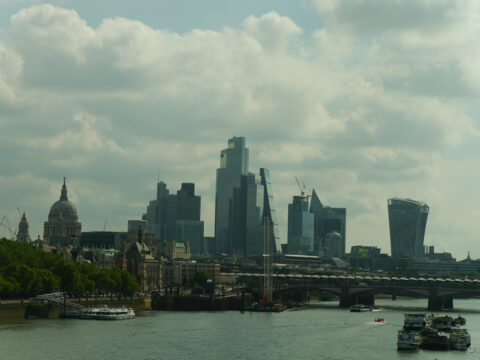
xmin=157 ymin=169 xmax=160 ymax=184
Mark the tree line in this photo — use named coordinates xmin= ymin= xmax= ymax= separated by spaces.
xmin=0 ymin=238 xmax=138 ymax=298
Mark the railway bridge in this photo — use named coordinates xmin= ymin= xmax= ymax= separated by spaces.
xmin=225 ymin=272 xmax=480 ymax=310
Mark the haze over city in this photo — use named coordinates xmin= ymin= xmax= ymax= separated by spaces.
xmin=1 ymin=0 xmax=479 ymax=258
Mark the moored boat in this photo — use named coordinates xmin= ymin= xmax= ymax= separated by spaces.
xmin=60 ymin=305 xmax=135 ymax=320
xmin=350 ymin=304 xmax=372 ymax=312
xmin=397 ymin=330 xmax=421 ymax=350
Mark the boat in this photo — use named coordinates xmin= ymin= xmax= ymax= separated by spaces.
xmin=397 ymin=330 xmax=421 ymax=350
xmin=350 ymin=304 xmax=372 ymax=312
xmin=420 ymin=327 xmax=449 ymax=351
xmin=60 ymin=305 xmax=135 ymax=320
xmin=374 ymin=318 xmax=385 ymax=323
xmin=449 ymin=329 xmax=471 ymax=351
xmin=403 ymin=313 xmax=425 ymax=330
xmin=248 ymin=302 xmax=286 ymax=312
xmin=453 ymin=315 xmax=466 ymax=327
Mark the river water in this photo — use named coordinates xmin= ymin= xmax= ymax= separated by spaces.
xmin=0 ymin=298 xmax=479 ymax=359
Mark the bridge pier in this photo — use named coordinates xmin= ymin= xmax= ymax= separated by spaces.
xmin=428 ymin=289 xmax=454 ymax=311
xmin=339 ymin=287 xmax=374 ymax=308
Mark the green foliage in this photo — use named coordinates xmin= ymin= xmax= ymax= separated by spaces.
xmin=187 ymin=271 xmax=211 ymax=288
xmin=0 ymin=238 xmax=138 ymax=298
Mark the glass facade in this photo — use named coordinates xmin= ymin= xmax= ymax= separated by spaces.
xmin=388 ymin=198 xmax=429 ymax=258
xmin=287 ymin=195 xmax=315 ymax=254
xmin=309 ymin=189 xmax=346 ymax=257
xmin=145 ymin=181 xmax=204 ymax=249
xmin=215 ymin=137 xmax=249 ymax=254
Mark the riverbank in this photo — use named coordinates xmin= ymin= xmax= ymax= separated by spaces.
xmin=0 ymin=297 xmax=150 ymax=324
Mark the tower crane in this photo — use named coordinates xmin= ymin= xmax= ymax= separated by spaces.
xmin=0 ymin=215 xmax=17 ymax=240
xmin=294 ymin=176 xmax=311 ymax=199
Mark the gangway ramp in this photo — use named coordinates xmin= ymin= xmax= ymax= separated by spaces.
xmin=30 ymin=292 xmax=85 ymax=310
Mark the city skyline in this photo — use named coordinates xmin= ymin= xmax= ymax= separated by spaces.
xmin=1 ymin=1 xmax=480 ymax=258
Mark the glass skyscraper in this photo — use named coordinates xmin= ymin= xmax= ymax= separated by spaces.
xmin=215 ymin=137 xmax=249 ymax=254
xmin=309 ymin=189 xmax=346 ymax=257
xmin=145 ymin=181 xmax=204 ymax=253
xmin=388 ymin=198 xmax=429 ymax=258
xmin=287 ymin=195 xmax=314 ymax=254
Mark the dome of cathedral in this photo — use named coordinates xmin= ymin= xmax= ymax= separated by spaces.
xmin=48 ymin=179 xmax=79 ymax=222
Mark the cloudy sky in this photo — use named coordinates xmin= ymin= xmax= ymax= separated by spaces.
xmin=0 ymin=0 xmax=479 ymax=258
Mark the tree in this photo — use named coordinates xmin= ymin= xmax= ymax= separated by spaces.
xmin=187 ymin=271 xmax=211 ymax=288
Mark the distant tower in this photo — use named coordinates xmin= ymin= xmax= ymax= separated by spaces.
xmin=16 ymin=212 xmax=31 ymax=244
xmin=388 ymin=198 xmax=429 ymax=258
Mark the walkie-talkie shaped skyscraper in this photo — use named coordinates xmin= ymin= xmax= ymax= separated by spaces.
xmin=388 ymin=198 xmax=429 ymax=258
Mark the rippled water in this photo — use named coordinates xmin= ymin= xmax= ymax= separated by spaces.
xmin=1 ymin=298 xmax=479 ymax=359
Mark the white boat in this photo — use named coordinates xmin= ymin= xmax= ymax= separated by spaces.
xmin=61 ymin=305 xmax=135 ymax=320
xmin=397 ymin=330 xmax=421 ymax=350
xmin=350 ymin=304 xmax=372 ymax=312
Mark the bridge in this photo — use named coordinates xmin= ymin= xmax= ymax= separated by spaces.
xmin=223 ymin=272 xmax=480 ymax=310
xmin=30 ymin=292 xmax=85 ymax=310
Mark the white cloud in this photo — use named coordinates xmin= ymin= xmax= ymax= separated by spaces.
xmin=0 ymin=3 xmax=479 ymax=257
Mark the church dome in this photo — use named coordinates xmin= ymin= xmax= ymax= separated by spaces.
xmin=48 ymin=179 xmax=78 ymax=222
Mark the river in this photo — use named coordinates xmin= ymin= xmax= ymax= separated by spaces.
xmin=0 ymin=298 xmax=478 ymax=359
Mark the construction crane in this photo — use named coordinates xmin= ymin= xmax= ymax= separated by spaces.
xmin=294 ymin=176 xmax=311 ymax=199
xmin=0 ymin=215 xmax=17 ymax=240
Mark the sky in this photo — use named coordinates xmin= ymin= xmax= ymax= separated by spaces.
xmin=0 ymin=0 xmax=479 ymax=259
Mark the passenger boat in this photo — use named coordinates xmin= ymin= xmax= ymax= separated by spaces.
xmin=60 ymin=305 xmax=135 ymax=320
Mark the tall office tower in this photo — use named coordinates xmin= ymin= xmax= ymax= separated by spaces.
xmin=229 ymin=169 xmax=277 ymax=258
xmin=145 ymin=182 xmax=204 ymax=252
xmin=146 ymin=181 xmax=169 ymax=241
xmin=215 ymin=137 xmax=249 ymax=254
xmin=174 ymin=183 xmax=204 ymax=254
xmin=322 ymin=207 xmax=346 ymax=257
xmin=287 ymin=195 xmax=314 ymax=254
xmin=309 ymin=189 xmax=346 ymax=257
xmin=309 ymin=190 xmax=324 ymax=254
xmin=16 ymin=212 xmax=31 ymax=244
xmin=244 ymin=172 xmax=264 ymax=257
xmin=260 ymin=168 xmax=277 ymax=254
xmin=388 ymin=198 xmax=429 ymax=258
